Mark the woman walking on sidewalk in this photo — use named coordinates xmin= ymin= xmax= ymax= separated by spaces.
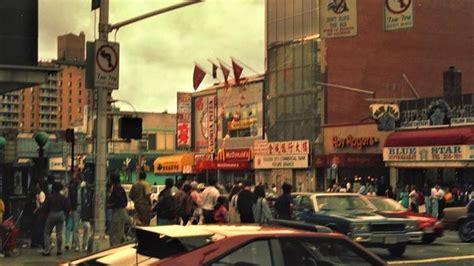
xmin=43 ymin=182 xmax=71 ymax=256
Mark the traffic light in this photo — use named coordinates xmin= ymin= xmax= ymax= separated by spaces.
xmin=119 ymin=116 xmax=142 ymax=140
xmin=65 ymin=128 xmax=75 ymax=143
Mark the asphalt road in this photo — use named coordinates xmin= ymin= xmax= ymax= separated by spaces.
xmin=1 ymin=230 xmax=472 ymax=265
xmin=374 ymin=230 xmax=474 ymax=265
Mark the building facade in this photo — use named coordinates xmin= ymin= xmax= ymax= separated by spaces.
xmin=265 ymin=0 xmax=473 ymax=191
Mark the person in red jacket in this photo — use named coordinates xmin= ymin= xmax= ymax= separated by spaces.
xmin=213 ymin=196 xmax=228 ymax=224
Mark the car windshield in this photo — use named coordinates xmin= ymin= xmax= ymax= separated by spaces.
xmin=315 ymin=195 xmax=376 ymax=212
xmin=368 ymin=197 xmax=407 ymax=212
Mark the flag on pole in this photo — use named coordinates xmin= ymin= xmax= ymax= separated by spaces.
xmin=232 ymin=59 xmax=244 ymax=85
xmin=211 ymin=62 xmax=218 ymax=79
xmin=220 ymin=63 xmax=230 ymax=84
xmin=193 ymin=64 xmax=206 ymax=91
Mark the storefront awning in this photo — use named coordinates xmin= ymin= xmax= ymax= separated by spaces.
xmin=385 ymin=126 xmax=474 ymax=147
xmin=383 ymin=126 xmax=474 ymax=168
xmin=153 ymin=153 xmax=194 ymax=174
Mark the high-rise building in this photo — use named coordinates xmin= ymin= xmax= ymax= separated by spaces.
xmin=0 ymin=32 xmax=92 ymax=132
xmin=265 ymin=0 xmax=324 ymax=142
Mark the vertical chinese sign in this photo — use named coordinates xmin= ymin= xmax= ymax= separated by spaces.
xmin=320 ymin=0 xmax=358 ymax=38
xmin=177 ymin=92 xmax=192 ymax=149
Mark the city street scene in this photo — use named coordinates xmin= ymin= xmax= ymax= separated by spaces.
xmin=0 ymin=0 xmax=473 ymax=265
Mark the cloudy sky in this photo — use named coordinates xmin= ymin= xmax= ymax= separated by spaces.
xmin=38 ymin=0 xmax=265 ymax=112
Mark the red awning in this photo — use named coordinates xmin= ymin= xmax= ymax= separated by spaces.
xmin=315 ymin=154 xmax=383 ymax=168
xmin=384 ymin=126 xmax=474 ymax=147
xmin=195 ymin=160 xmax=250 ymax=171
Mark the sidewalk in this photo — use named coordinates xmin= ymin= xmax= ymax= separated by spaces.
xmin=1 ymin=247 xmax=88 ymax=266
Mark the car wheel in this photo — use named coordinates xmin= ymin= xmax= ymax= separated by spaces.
xmin=421 ymin=234 xmax=437 ymax=244
xmin=458 ymin=220 xmax=472 ymax=242
xmin=388 ymin=244 xmax=406 ymax=257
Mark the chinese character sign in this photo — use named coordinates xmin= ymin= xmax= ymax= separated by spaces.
xmin=177 ymin=92 xmax=192 ymax=149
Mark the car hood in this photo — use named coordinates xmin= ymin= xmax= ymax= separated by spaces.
xmin=325 ymin=210 xmax=395 ymax=222
xmin=378 ymin=210 xmax=437 ymax=223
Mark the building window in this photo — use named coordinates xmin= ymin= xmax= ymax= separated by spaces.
xmin=79 ymin=81 xmax=82 ymax=88
xmin=69 ymin=73 xmax=72 ymax=78
xmin=68 ymin=81 xmax=72 ymax=88
xmin=148 ymin=134 xmax=157 ymax=150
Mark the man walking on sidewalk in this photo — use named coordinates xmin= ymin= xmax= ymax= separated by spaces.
xmin=129 ymin=171 xmax=152 ymax=226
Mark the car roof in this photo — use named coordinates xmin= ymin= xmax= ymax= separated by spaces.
xmin=292 ymin=192 xmax=361 ymax=197
xmin=137 ymin=224 xmax=330 ymax=238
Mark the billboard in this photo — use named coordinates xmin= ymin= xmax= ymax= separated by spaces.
xmin=217 ymin=80 xmax=263 ymax=148
xmin=177 ymin=92 xmax=192 ymax=149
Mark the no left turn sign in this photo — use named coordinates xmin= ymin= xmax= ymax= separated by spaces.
xmin=96 ymin=44 xmax=118 ymax=73
xmin=386 ymin=0 xmax=412 ymax=14
xmin=94 ymin=40 xmax=120 ymax=89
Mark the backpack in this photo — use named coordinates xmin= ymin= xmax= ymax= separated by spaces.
xmin=177 ymin=194 xmax=194 ymax=218
xmin=154 ymin=190 xmax=176 ymax=219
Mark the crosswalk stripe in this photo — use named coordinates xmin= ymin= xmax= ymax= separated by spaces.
xmin=388 ymin=255 xmax=474 ymax=264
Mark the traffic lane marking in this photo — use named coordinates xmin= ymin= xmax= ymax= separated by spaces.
xmin=388 ymin=255 xmax=474 ymax=264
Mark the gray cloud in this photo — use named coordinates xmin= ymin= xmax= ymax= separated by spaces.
xmin=39 ymin=0 xmax=264 ymax=112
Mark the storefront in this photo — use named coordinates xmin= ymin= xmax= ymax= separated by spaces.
xmin=195 ymin=148 xmax=253 ymax=187
xmin=153 ymin=153 xmax=195 ymax=183
xmin=384 ymin=126 xmax=474 ymax=188
xmin=254 ymin=139 xmax=315 ymax=192
xmin=320 ymin=123 xmax=391 ymax=192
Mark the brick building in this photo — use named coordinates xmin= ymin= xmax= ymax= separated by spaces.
xmin=325 ymin=0 xmax=473 ymax=124
xmin=0 ymin=32 xmax=92 ymax=133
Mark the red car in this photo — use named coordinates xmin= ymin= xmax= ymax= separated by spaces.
xmin=68 ymin=223 xmax=386 ymax=266
xmin=367 ymin=197 xmax=444 ymax=244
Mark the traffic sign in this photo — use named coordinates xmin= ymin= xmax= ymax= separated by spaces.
xmin=384 ymin=0 xmax=414 ymax=31
xmin=93 ymin=40 xmax=120 ymax=89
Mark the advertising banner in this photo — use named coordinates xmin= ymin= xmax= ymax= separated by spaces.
xmin=194 ymin=95 xmax=217 ymax=153
xmin=384 ymin=0 xmax=414 ymax=31
xmin=383 ymin=145 xmax=473 ymax=161
xmin=320 ymin=0 xmax=358 ymax=38
xmin=177 ymin=92 xmax=192 ymax=149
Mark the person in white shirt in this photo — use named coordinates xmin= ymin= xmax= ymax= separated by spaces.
xmin=200 ymin=178 xmax=220 ymax=224
xmin=431 ymin=184 xmax=445 ymax=218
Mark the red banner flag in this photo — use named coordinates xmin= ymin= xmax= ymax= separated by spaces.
xmin=193 ymin=64 xmax=206 ymax=91
xmin=220 ymin=63 xmax=230 ymax=84
xmin=212 ymin=63 xmax=218 ymax=79
xmin=232 ymin=59 xmax=243 ymax=85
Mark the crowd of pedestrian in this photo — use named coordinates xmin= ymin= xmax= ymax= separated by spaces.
xmin=325 ymin=176 xmax=473 ymax=220
xmin=103 ymin=174 xmax=297 ymax=246
xmin=19 ymin=173 xmax=94 ymax=256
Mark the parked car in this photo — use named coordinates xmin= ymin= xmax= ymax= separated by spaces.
xmin=67 ymin=224 xmax=386 ymax=266
xmin=443 ymin=199 xmax=474 ymax=242
xmin=366 ymin=196 xmax=444 ymax=244
xmin=292 ymin=193 xmax=422 ymax=257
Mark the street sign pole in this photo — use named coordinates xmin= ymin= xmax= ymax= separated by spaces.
xmin=92 ymin=0 xmax=110 ymax=252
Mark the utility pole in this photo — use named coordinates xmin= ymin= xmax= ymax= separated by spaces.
xmin=91 ymin=0 xmax=202 ymax=252
xmin=92 ymin=0 xmax=110 ymax=252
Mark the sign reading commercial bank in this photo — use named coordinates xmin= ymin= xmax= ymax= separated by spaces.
xmin=383 ymin=145 xmax=474 ymax=162
xmin=254 ymin=140 xmax=310 ymax=169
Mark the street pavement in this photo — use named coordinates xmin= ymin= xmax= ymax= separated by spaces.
xmin=376 ymin=230 xmax=474 ymax=265
xmin=1 ymin=230 xmax=472 ymax=265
